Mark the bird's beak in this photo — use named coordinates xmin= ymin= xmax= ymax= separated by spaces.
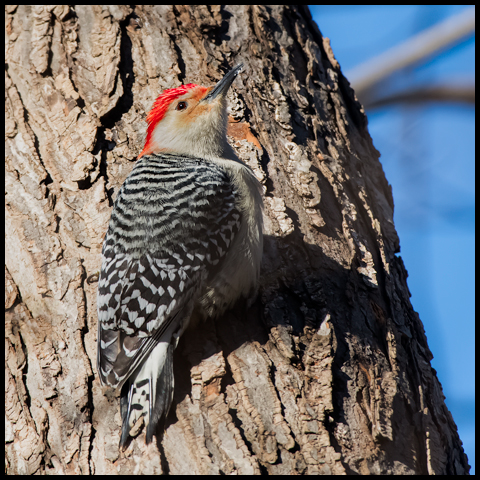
xmin=201 ymin=64 xmax=244 ymax=103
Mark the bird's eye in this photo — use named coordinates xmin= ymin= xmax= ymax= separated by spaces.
xmin=176 ymin=101 xmax=187 ymax=111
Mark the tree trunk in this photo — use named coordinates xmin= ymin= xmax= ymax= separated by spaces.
xmin=5 ymin=5 xmax=469 ymax=475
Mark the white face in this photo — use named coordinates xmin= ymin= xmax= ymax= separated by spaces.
xmin=150 ymin=88 xmax=230 ymax=160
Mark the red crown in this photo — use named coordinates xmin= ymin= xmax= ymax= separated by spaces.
xmin=139 ymin=83 xmax=207 ymax=158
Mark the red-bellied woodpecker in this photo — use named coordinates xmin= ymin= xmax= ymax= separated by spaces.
xmin=97 ymin=64 xmax=263 ymax=448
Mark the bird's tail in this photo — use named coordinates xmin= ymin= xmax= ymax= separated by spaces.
xmin=119 ymin=340 xmax=175 ymax=448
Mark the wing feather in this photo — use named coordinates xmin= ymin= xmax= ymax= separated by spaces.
xmin=97 ymin=154 xmax=241 ymax=387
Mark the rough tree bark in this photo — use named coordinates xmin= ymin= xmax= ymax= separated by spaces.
xmin=5 ymin=5 xmax=469 ymax=475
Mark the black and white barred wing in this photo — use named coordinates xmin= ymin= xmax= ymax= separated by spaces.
xmin=97 ymin=154 xmax=241 ymax=388
xmin=97 ymin=251 xmax=203 ymax=387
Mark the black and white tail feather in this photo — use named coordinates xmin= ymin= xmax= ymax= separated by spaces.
xmin=119 ymin=327 xmax=176 ymax=447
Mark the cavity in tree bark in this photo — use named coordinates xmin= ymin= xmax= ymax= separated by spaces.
xmin=5 ymin=5 xmax=469 ymax=475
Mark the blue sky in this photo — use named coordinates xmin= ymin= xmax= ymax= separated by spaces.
xmin=309 ymin=5 xmax=475 ymax=472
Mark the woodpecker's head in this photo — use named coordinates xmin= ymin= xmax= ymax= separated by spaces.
xmin=139 ymin=64 xmax=243 ymax=160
